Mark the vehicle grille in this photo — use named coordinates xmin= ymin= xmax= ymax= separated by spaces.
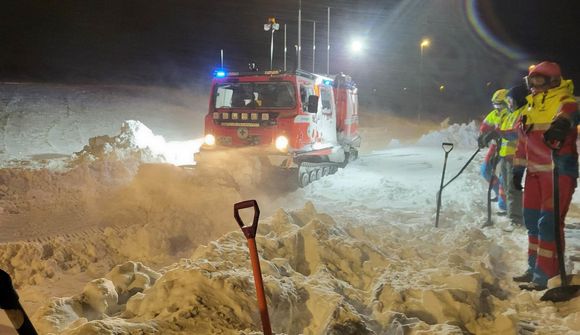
xmin=212 ymin=112 xmax=278 ymax=127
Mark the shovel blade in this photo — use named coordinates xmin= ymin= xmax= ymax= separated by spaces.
xmin=540 ymin=285 xmax=580 ymax=302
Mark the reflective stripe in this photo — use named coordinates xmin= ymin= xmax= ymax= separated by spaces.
xmin=528 ymin=122 xmax=551 ymax=131
xmin=527 ymin=163 xmax=553 ymax=172
xmin=514 ymin=158 xmax=527 ymax=166
xmin=500 ymin=140 xmax=517 ymax=157
xmin=537 ymin=248 xmax=554 ymax=258
xmin=528 ymin=243 xmax=538 ymax=252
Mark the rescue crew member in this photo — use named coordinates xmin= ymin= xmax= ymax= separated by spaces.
xmin=513 ymin=61 xmax=579 ymax=290
xmin=499 ymin=85 xmax=528 ymax=232
xmin=478 ymin=89 xmax=508 ymax=212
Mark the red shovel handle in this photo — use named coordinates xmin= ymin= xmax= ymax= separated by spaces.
xmin=234 ymin=200 xmax=260 ymax=239
xmin=233 ymin=201 xmax=272 ymax=335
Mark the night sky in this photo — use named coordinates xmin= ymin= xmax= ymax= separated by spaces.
xmin=0 ymin=0 xmax=578 ymax=120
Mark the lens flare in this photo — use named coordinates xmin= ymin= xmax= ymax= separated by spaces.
xmin=464 ymin=0 xmax=527 ymax=60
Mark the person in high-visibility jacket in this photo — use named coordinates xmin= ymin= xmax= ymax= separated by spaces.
xmin=513 ymin=61 xmax=579 ymax=291
xmin=499 ymin=85 xmax=528 ymax=232
xmin=478 ymin=89 xmax=508 ymax=211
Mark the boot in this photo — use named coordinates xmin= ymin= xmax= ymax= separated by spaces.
xmin=519 ymin=282 xmax=547 ymax=291
xmin=503 ymin=223 xmax=516 ymax=232
xmin=512 ymin=271 xmax=532 ymax=282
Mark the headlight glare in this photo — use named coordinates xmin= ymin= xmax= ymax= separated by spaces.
xmin=275 ymin=135 xmax=289 ymax=151
xmin=204 ymin=134 xmax=216 ymax=146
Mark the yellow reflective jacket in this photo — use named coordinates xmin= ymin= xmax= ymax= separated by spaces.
xmin=515 ymin=79 xmax=579 ymax=177
xmin=499 ymin=106 xmax=523 ymax=157
xmin=480 ymin=107 xmax=507 ymax=134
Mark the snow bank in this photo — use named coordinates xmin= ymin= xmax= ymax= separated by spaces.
xmin=37 ymin=203 xmax=565 ymax=334
xmin=73 ymin=120 xmax=202 ymax=166
xmin=0 ymin=83 xmax=206 ymax=164
xmin=1 ymin=119 xmax=242 ymax=293
xmin=0 ymin=163 xmax=241 ymax=290
xmin=416 ymin=121 xmax=479 ymax=149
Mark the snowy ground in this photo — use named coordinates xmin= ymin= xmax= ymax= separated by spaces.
xmin=1 ymin=83 xmax=579 ymax=334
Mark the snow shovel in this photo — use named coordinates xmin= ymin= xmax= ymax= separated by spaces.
xmin=0 ymin=269 xmax=38 ymax=335
xmin=441 ymin=147 xmax=481 ymax=190
xmin=540 ymin=147 xmax=580 ymax=302
xmin=482 ymin=144 xmax=500 ymax=228
xmin=234 ymin=200 xmax=272 ymax=335
xmin=435 ymin=142 xmax=454 ymax=228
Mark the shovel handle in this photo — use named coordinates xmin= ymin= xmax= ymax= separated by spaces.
xmin=234 ymin=200 xmax=260 ymax=239
xmin=442 ymin=142 xmax=454 ymax=153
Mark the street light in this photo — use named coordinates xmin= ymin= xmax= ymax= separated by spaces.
xmin=419 ymin=38 xmax=431 ymax=121
xmin=350 ymin=39 xmax=364 ymax=54
xmin=264 ymin=18 xmax=280 ymax=70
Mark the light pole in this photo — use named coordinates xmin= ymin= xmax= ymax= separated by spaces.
xmin=264 ymin=18 xmax=280 ymax=70
xmin=419 ymin=38 xmax=430 ymax=121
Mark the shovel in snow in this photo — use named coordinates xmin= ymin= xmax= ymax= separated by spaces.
xmin=0 ymin=269 xmax=38 ymax=335
xmin=234 ymin=200 xmax=272 ymax=335
xmin=482 ymin=143 xmax=500 ymax=228
xmin=435 ymin=142 xmax=454 ymax=228
xmin=540 ymin=147 xmax=580 ymax=302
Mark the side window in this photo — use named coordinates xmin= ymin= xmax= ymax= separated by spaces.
xmin=320 ymin=87 xmax=333 ymax=111
xmin=300 ymin=85 xmax=314 ymax=112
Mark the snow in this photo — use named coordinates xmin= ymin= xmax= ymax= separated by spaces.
xmin=1 ymin=84 xmax=579 ymax=334
xmin=73 ymin=120 xmax=203 ymax=166
xmin=417 ymin=121 xmax=480 ymax=149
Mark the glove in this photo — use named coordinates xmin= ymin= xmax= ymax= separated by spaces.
xmin=543 ymin=117 xmax=571 ymax=143
xmin=477 ymin=133 xmax=487 ymax=148
xmin=477 ymin=131 xmax=499 ymax=149
xmin=513 ymin=167 xmax=525 ymax=191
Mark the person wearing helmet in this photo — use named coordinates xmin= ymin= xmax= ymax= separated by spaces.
xmin=513 ymin=61 xmax=579 ymax=291
xmin=499 ymin=85 xmax=528 ymax=232
xmin=478 ymin=89 xmax=508 ymax=212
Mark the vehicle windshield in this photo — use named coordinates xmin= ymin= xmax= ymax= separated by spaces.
xmin=214 ymin=81 xmax=296 ymax=109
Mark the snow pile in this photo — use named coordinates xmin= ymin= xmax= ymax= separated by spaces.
xmin=73 ymin=120 xmax=202 ymax=166
xmin=33 ymin=262 xmax=160 ymax=334
xmin=416 ymin=121 xmax=479 ymax=149
xmin=0 ymin=163 xmax=241 ymax=290
xmin=35 ymin=202 xmax=573 ymax=334
xmin=0 ymin=83 xmax=206 ymax=165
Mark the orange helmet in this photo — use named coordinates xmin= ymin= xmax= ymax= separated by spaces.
xmin=528 ymin=61 xmax=561 ymax=77
xmin=526 ymin=61 xmax=562 ymax=93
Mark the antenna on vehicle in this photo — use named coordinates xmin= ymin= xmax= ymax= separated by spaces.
xmin=264 ymin=18 xmax=280 ymax=70
xmin=312 ymin=20 xmax=316 ymax=72
xmin=327 ymin=7 xmax=330 ymax=75
xmin=297 ymin=0 xmax=302 ymax=70
xmin=284 ymin=24 xmax=287 ymax=71
xmin=220 ymin=49 xmax=224 ymax=68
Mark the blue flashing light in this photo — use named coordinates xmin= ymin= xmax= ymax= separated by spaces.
xmin=215 ymin=70 xmax=227 ymax=78
xmin=323 ymin=79 xmax=333 ymax=85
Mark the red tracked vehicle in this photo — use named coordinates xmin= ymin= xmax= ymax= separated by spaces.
xmin=195 ymin=69 xmax=360 ymax=187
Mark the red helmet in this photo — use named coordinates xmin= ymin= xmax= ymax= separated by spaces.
xmin=528 ymin=61 xmax=561 ymax=78
xmin=526 ymin=61 xmax=562 ymax=93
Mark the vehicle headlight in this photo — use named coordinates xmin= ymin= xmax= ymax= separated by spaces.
xmin=204 ymin=134 xmax=216 ymax=146
xmin=275 ymin=135 xmax=289 ymax=151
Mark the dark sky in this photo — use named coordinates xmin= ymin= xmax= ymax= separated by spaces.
xmin=0 ymin=0 xmax=578 ymax=120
